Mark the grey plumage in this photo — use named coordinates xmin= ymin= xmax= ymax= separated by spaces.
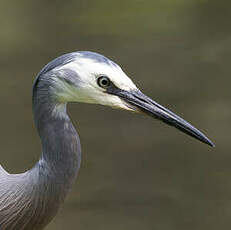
xmin=0 ymin=51 xmax=214 ymax=230
xmin=0 ymin=51 xmax=115 ymax=230
xmin=0 ymin=54 xmax=81 ymax=229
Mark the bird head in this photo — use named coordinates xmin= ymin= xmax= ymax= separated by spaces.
xmin=49 ymin=51 xmax=137 ymax=111
xmin=35 ymin=51 xmax=214 ymax=147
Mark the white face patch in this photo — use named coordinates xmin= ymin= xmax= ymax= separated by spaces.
xmin=52 ymin=53 xmax=138 ymax=111
xmin=61 ymin=55 xmax=137 ymax=91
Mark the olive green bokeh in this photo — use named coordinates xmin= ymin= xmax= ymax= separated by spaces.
xmin=0 ymin=0 xmax=230 ymax=229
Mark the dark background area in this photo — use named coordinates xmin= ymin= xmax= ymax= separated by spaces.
xmin=0 ymin=0 xmax=230 ymax=229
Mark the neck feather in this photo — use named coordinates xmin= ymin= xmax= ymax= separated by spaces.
xmin=30 ymin=74 xmax=82 ymax=228
xmin=32 ymin=73 xmax=81 ymax=189
xmin=0 ymin=74 xmax=81 ymax=230
xmin=32 ymin=72 xmax=81 ymax=170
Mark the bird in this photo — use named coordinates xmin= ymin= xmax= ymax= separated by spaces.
xmin=0 ymin=51 xmax=214 ymax=230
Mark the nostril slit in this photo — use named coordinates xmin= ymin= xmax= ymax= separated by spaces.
xmin=133 ymin=95 xmax=148 ymax=104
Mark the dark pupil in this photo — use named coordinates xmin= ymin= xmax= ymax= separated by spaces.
xmin=101 ymin=79 xmax=108 ymax=85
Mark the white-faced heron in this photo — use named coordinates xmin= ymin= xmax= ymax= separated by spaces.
xmin=0 ymin=51 xmax=214 ymax=230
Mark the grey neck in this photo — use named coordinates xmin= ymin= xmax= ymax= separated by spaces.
xmin=29 ymin=74 xmax=81 ymax=229
xmin=32 ymin=73 xmax=81 ymax=191
xmin=0 ymin=73 xmax=82 ymax=230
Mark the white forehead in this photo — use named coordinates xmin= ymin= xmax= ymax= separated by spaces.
xmin=55 ymin=51 xmax=137 ymax=91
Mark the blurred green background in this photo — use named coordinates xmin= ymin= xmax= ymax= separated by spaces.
xmin=0 ymin=0 xmax=230 ymax=229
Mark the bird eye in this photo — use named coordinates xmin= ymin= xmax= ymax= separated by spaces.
xmin=97 ymin=76 xmax=111 ymax=88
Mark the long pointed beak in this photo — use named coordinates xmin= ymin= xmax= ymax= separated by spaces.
xmin=107 ymin=87 xmax=214 ymax=147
